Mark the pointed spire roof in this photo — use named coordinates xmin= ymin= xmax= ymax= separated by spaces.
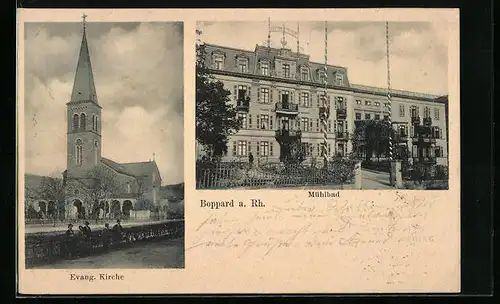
xmin=71 ymin=16 xmax=98 ymax=103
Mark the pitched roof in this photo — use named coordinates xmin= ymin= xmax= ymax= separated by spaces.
xmin=120 ymin=161 xmax=157 ymax=177
xmin=100 ymin=158 xmax=136 ymax=177
xmin=70 ymin=26 xmax=98 ymax=104
xmin=101 ymin=158 xmax=160 ymax=180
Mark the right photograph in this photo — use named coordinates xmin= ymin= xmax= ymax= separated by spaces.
xmin=195 ymin=20 xmax=449 ymax=190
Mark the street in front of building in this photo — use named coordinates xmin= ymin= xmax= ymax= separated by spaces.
xmin=33 ymin=237 xmax=185 ymax=269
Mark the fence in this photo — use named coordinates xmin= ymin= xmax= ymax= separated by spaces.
xmin=25 ymin=213 xmax=172 ymax=227
xmin=196 ymin=159 xmax=357 ymax=189
xmin=25 ymin=219 xmax=184 ymax=268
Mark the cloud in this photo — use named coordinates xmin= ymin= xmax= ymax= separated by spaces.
xmin=199 ymin=20 xmax=448 ymax=95
xmin=24 ymin=22 xmax=184 ymax=185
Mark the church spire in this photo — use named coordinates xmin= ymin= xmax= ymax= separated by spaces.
xmin=71 ymin=13 xmax=98 ymax=103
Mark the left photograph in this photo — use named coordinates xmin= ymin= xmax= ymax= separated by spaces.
xmin=22 ymin=16 xmax=185 ymax=269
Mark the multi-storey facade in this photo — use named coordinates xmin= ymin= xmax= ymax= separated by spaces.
xmin=198 ymin=43 xmax=448 ymax=166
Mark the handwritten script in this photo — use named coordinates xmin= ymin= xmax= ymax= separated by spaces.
xmin=188 ymin=192 xmax=437 ymax=284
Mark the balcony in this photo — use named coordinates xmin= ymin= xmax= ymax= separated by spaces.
xmin=336 ymin=107 xmax=347 ymax=119
xmin=423 ymin=117 xmax=432 ymax=126
xmin=411 ymin=116 xmax=420 ymax=125
xmin=235 ymin=97 xmax=250 ymax=112
xmin=275 ymin=102 xmax=299 ymax=115
xmin=336 ymin=132 xmax=349 ymax=141
xmin=394 ymin=132 xmax=409 ymax=143
xmin=413 ymin=156 xmax=437 ymax=165
xmin=275 ymin=129 xmax=302 ymax=141
xmin=412 ymin=134 xmax=437 ymax=145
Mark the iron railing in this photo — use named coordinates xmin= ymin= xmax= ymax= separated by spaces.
xmin=196 ymin=160 xmax=356 ymax=189
xmin=275 ymin=102 xmax=299 ymax=113
xmin=275 ymin=129 xmax=302 ymax=138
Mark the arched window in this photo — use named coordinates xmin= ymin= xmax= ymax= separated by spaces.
xmin=73 ymin=114 xmax=79 ymax=131
xmin=95 ymin=115 xmax=99 ymax=132
xmin=75 ymin=139 xmax=83 ymax=166
xmin=94 ymin=140 xmax=99 ymax=166
xmin=92 ymin=115 xmax=95 ymax=131
xmin=80 ymin=113 xmax=86 ymax=130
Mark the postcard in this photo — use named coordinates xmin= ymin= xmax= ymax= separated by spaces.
xmin=17 ymin=8 xmax=460 ymax=294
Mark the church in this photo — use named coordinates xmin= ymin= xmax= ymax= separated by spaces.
xmin=25 ymin=18 xmax=165 ymax=221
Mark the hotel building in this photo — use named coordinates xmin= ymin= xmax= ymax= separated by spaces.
xmin=197 ymin=42 xmax=448 ymax=166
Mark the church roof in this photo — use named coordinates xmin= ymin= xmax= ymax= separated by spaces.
xmin=101 ymin=158 xmax=136 ymax=177
xmin=120 ymin=161 xmax=157 ymax=177
xmin=101 ymin=158 xmax=160 ymax=181
xmin=70 ymin=24 xmax=98 ymax=104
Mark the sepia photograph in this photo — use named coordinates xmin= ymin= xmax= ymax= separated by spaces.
xmin=195 ymin=19 xmax=449 ymax=190
xmin=22 ymin=16 xmax=185 ymax=269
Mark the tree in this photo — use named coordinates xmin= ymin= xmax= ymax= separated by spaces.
xmin=352 ymin=120 xmax=394 ymax=162
xmin=196 ymin=41 xmax=241 ymax=159
xmin=134 ymin=178 xmax=153 ymax=211
xmin=37 ymin=176 xmax=66 ymax=221
xmin=86 ymin=166 xmax=120 ymax=220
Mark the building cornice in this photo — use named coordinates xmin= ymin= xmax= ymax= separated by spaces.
xmin=208 ymin=68 xmax=443 ymax=103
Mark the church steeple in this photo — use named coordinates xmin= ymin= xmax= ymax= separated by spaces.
xmin=71 ymin=14 xmax=98 ymax=103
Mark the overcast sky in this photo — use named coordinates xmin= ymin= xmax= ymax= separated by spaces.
xmin=198 ymin=21 xmax=448 ymax=95
xmin=24 ymin=22 xmax=184 ymax=185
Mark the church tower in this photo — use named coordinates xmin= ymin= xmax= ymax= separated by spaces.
xmin=66 ymin=15 xmax=102 ymax=178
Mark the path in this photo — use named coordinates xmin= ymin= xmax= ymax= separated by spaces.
xmin=31 ymin=237 xmax=185 ymax=269
xmin=361 ymin=168 xmax=393 ymax=189
xmin=25 ymin=219 xmax=182 ymax=235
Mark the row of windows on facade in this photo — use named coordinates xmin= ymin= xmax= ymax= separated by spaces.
xmin=236 ymin=113 xmax=349 ymax=133
xmin=357 ymin=146 xmax=446 ymax=158
xmin=74 ymin=139 xmax=99 ymax=166
xmin=214 ymin=54 xmax=343 ymax=84
xmin=235 ymin=86 xmax=441 ymax=121
xmin=73 ymin=113 xmax=99 ymax=132
xmin=355 ymin=100 xmax=441 ymax=120
xmin=230 ymin=140 xmax=347 ymax=158
xmin=235 ymin=85 xmax=345 ymax=109
xmin=394 ymin=125 xmax=443 ymax=139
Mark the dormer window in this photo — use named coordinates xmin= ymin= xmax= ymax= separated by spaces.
xmin=214 ymin=56 xmax=224 ymax=70
xmin=318 ymin=70 xmax=326 ymax=84
xmin=237 ymin=58 xmax=249 ymax=73
xmin=283 ymin=64 xmax=290 ymax=78
xmin=212 ymin=51 xmax=225 ymax=70
xmin=301 ymin=68 xmax=309 ymax=81
xmin=260 ymin=61 xmax=269 ymax=76
xmin=335 ymin=74 xmax=344 ymax=85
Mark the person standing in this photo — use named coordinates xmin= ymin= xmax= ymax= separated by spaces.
xmin=101 ymin=223 xmax=111 ymax=252
xmin=112 ymin=219 xmax=124 ymax=247
xmin=248 ymin=152 xmax=254 ymax=169
xmin=82 ymin=221 xmax=92 ymax=256
xmin=63 ymin=224 xmax=76 ymax=259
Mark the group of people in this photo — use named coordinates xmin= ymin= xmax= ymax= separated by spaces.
xmin=62 ymin=219 xmax=124 ymax=260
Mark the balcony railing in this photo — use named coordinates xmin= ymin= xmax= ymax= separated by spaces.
xmin=413 ymin=156 xmax=437 ymax=164
xmin=275 ymin=102 xmax=299 ymax=114
xmin=394 ymin=133 xmax=409 ymax=142
xmin=336 ymin=107 xmax=347 ymax=119
xmin=336 ymin=132 xmax=349 ymax=140
xmin=412 ymin=134 xmax=437 ymax=144
xmin=236 ymin=97 xmax=250 ymax=111
xmin=423 ymin=117 xmax=432 ymax=126
xmin=275 ymin=129 xmax=302 ymax=138
xmin=411 ymin=116 xmax=420 ymax=125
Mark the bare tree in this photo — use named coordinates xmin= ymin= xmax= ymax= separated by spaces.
xmin=37 ymin=176 xmax=65 ymax=220
xmin=134 ymin=177 xmax=153 ymax=211
xmin=85 ymin=166 xmax=120 ymax=220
